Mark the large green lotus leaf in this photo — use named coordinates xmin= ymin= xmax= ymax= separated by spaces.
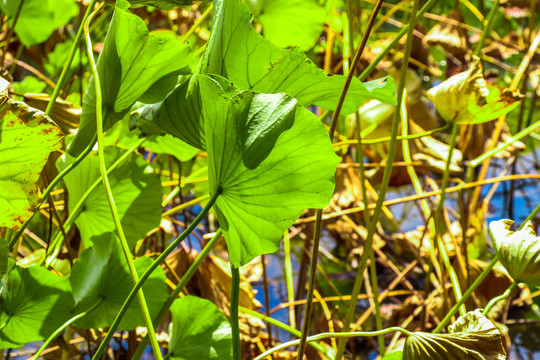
xmin=0 ymin=96 xmax=63 ymax=229
xmin=70 ymin=233 xmax=168 ymax=330
xmin=131 ymin=77 xmax=206 ymax=150
xmin=489 ymin=219 xmax=540 ymax=286
xmin=169 ymin=295 xmax=232 ymax=360
xmin=201 ymin=76 xmax=340 ymax=267
xmin=244 ymin=0 xmax=326 ymax=51
xmin=202 ymin=0 xmax=396 ymax=115
xmin=0 ymin=259 xmax=74 ymax=348
xmin=131 ymin=75 xmax=239 ymax=150
xmin=427 ymin=56 xmax=523 ymax=124
xmin=58 ymin=146 xmax=162 ymax=249
xmin=68 ymin=0 xmax=194 ymax=156
xmin=105 ymin=115 xmax=200 ymax=162
xmin=0 ymin=0 xmax=78 ymax=46
xmin=403 ymin=310 xmax=506 ymax=360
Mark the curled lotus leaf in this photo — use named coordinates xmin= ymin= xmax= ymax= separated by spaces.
xmin=448 ymin=309 xmax=503 ymax=334
xmin=489 ymin=219 xmax=540 ymax=286
xmin=404 ymin=310 xmax=506 ymax=360
xmin=427 ymin=56 xmax=523 ymax=124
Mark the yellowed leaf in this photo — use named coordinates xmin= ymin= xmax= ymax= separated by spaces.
xmin=427 ymin=57 xmax=523 ymax=124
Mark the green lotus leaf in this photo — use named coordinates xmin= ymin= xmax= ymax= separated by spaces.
xmin=0 ymin=0 xmax=78 ymax=46
xmin=381 ymin=350 xmax=404 ymax=360
xmin=140 ymin=133 xmax=200 ymax=162
xmin=43 ymin=40 xmax=85 ymax=76
xmin=403 ymin=310 xmax=506 ymax=360
xmin=105 ymin=115 xmax=200 ymax=162
xmin=58 ymin=146 xmax=162 ymax=249
xmin=169 ymin=295 xmax=232 ymax=360
xmin=0 ymin=94 xmax=63 ymax=229
xmin=0 ymin=259 xmax=74 ymax=348
xmin=202 ymin=0 xmax=396 ymax=115
xmin=246 ymin=0 xmax=327 ymax=51
xmin=489 ymin=219 xmax=540 ymax=286
xmin=68 ymin=0 xmax=194 ymax=156
xmin=131 ymin=74 xmax=240 ymax=151
xmin=70 ymin=233 xmax=168 ymax=330
xmin=427 ymin=56 xmax=523 ymax=124
xmin=201 ymin=76 xmax=340 ymax=267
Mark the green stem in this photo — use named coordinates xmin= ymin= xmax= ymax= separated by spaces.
xmin=43 ymin=138 xmax=145 ymax=267
xmin=296 ymin=210 xmax=323 ymax=359
xmin=334 ymin=0 xmax=422 ymax=358
xmin=45 ymin=0 xmax=100 ymax=115
xmin=434 ymin=122 xmax=466 ymax=317
xmin=433 ymin=176 xmax=538 ymax=333
xmin=334 ymin=122 xmax=451 ymax=147
xmin=180 ymin=3 xmax=213 ymax=42
xmin=471 ymin=118 xmax=540 ymax=167
xmin=283 ymin=230 xmax=296 ymax=329
xmin=434 ymin=257 xmax=497 ymax=333
xmin=91 ymin=188 xmax=221 ymax=360
xmin=483 ymin=280 xmax=519 ymax=316
xmin=336 ymin=0 xmax=420 ymax=360
xmin=231 ymin=264 xmax=241 ymax=360
xmin=327 ymin=0 xmax=384 ymax=139
xmin=342 ymin=2 xmax=351 ymax=75
xmin=354 ymin=113 xmax=371 ymax=225
xmin=370 ymin=253 xmax=385 ymax=355
xmin=131 ymin=229 xmax=224 ymax=359
xmin=84 ymin=7 xmax=162 ymax=360
xmin=521 ymin=204 xmax=540 ymax=226
xmin=239 ymin=306 xmax=331 ymax=358
xmin=346 ymin=0 xmax=371 ymax=228
xmin=256 ymin=328 xmax=413 ymax=360
xmin=161 ymin=194 xmax=211 ymax=217
xmin=297 ymin=1 xmax=385 ymax=358
xmin=357 ymin=0 xmax=438 ymax=81
xmin=30 ymin=301 xmax=101 ymax=360
xmin=433 ymin=211 xmax=532 ymax=333
xmin=260 ymin=254 xmax=274 ymax=355
xmin=474 ymin=0 xmax=501 ymax=57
